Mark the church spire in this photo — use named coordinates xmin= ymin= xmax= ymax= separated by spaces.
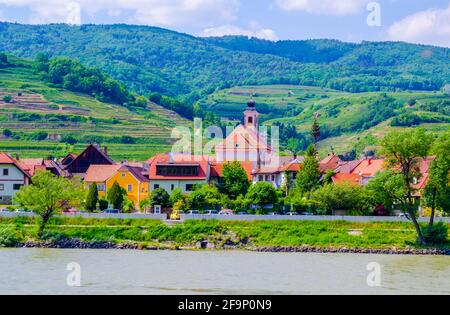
xmin=244 ymin=99 xmax=258 ymax=129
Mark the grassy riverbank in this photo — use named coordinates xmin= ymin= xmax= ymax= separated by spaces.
xmin=0 ymin=217 xmax=449 ymax=253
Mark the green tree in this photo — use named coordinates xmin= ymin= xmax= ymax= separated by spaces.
xmin=122 ymin=197 xmax=135 ymax=213
xmin=107 ymin=181 xmax=126 ymax=210
xmin=2 ymin=95 xmax=12 ymax=103
xmin=169 ymin=188 xmax=186 ymax=206
xmin=295 ymin=144 xmax=321 ymax=196
xmin=222 ymin=162 xmax=250 ymax=199
xmin=0 ymin=52 xmax=7 ymax=65
xmin=13 ymin=170 xmax=85 ymax=238
xmin=98 ymin=198 xmax=109 ymax=211
xmin=380 ymin=128 xmax=433 ymax=244
xmin=313 ymin=183 xmax=371 ymax=215
xmin=2 ymin=129 xmax=12 ymax=138
xmin=245 ymin=182 xmax=278 ymax=213
xmin=367 ymin=171 xmax=408 ymax=213
xmin=188 ymin=184 xmax=222 ymax=211
xmin=85 ymin=184 xmax=98 ymax=212
xmin=423 ymin=131 xmax=450 ymax=230
xmin=150 ymin=188 xmax=170 ymax=208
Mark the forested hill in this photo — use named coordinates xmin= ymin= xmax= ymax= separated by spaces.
xmin=0 ymin=23 xmax=449 ymax=102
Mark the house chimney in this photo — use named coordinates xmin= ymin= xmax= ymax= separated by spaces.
xmin=15 ymin=154 xmax=19 ymax=161
xmin=103 ymin=146 xmax=108 ymax=156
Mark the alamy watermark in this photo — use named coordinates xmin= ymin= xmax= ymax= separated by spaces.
xmin=366 ymin=262 xmax=382 ymax=287
xmin=66 ymin=262 xmax=81 ymax=287
xmin=367 ymin=2 xmax=382 ymax=27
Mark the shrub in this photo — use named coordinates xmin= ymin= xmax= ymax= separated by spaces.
xmin=2 ymin=129 xmax=12 ymax=137
xmin=423 ymin=223 xmax=448 ymax=245
xmin=98 ymin=199 xmax=109 ymax=211
xmin=2 ymin=95 xmax=12 ymax=103
xmin=0 ymin=226 xmax=24 ymax=247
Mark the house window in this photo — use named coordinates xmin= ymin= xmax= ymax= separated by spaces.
xmin=3 ymin=169 xmax=9 ymax=176
xmin=13 ymin=184 xmax=23 ymax=191
xmin=171 ymin=184 xmax=175 ymax=191
xmin=154 ymin=184 xmax=160 ymax=190
xmin=248 ymin=117 xmax=253 ymax=124
xmin=271 ymin=175 xmax=275 ymax=182
xmin=186 ymin=184 xmax=194 ymax=192
xmin=0 ymin=184 xmax=4 ymax=191
xmin=122 ymin=173 xmax=126 ymax=177
xmin=258 ymin=175 xmax=263 ymax=181
xmin=128 ymin=184 xmax=133 ymax=192
xmin=97 ymin=184 xmax=106 ymax=192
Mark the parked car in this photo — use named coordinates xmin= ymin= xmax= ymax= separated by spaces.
xmin=399 ymin=213 xmax=411 ymax=220
xmin=103 ymin=209 xmax=120 ymax=214
xmin=204 ymin=210 xmax=219 ymax=215
xmin=14 ymin=209 xmax=27 ymax=213
xmin=286 ymin=212 xmax=300 ymax=216
xmin=0 ymin=209 xmax=9 ymax=213
xmin=237 ymin=211 xmax=248 ymax=215
xmin=186 ymin=210 xmax=200 ymax=215
xmin=219 ymin=209 xmax=235 ymax=216
xmin=302 ymin=212 xmax=315 ymax=216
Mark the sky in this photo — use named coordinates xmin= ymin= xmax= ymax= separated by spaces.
xmin=0 ymin=0 xmax=449 ymax=47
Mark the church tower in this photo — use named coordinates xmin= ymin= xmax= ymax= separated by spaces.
xmin=244 ymin=99 xmax=258 ymax=129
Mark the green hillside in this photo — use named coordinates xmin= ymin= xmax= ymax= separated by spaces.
xmin=0 ymin=23 xmax=448 ymax=103
xmin=200 ymin=85 xmax=450 ymax=155
xmin=0 ymin=56 xmax=189 ymax=161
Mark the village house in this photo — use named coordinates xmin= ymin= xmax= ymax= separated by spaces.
xmin=252 ymin=156 xmax=304 ymax=192
xmin=146 ymin=153 xmax=211 ymax=194
xmin=61 ymin=144 xmax=113 ymax=178
xmin=84 ymin=163 xmax=150 ymax=210
xmin=0 ymin=153 xmax=31 ymax=204
xmin=18 ymin=157 xmax=67 ymax=177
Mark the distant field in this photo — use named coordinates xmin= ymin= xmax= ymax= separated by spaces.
xmin=200 ymin=85 xmax=450 ymax=155
xmin=0 ymin=58 xmax=189 ymax=161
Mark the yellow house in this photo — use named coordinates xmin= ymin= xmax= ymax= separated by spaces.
xmin=85 ymin=164 xmax=150 ymax=211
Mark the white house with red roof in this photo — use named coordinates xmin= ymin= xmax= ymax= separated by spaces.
xmin=146 ymin=153 xmax=211 ymax=193
xmin=0 ymin=153 xmax=31 ymax=204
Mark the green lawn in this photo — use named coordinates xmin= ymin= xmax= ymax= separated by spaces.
xmin=1 ymin=217 xmax=448 ymax=250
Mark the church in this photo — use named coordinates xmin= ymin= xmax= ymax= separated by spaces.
xmin=215 ymin=100 xmax=277 ymax=168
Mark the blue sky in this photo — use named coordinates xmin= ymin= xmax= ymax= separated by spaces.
xmin=0 ymin=0 xmax=449 ymax=47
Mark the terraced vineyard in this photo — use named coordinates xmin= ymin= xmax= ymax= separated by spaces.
xmin=200 ymin=85 xmax=450 ymax=155
xmin=0 ymin=57 xmax=189 ymax=161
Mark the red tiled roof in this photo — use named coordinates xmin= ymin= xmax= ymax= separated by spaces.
xmin=84 ymin=164 xmax=121 ymax=182
xmin=351 ymin=159 xmax=384 ymax=177
xmin=146 ymin=153 xmax=210 ymax=180
xmin=334 ymin=160 xmax=361 ymax=174
xmin=319 ymin=155 xmax=340 ymax=173
xmin=0 ymin=152 xmax=31 ymax=178
xmin=332 ymin=173 xmax=361 ymax=185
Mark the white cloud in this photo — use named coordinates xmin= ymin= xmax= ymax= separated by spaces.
xmin=0 ymin=0 xmax=240 ymax=27
xmin=275 ymin=0 xmax=369 ymax=16
xmin=388 ymin=3 xmax=450 ymax=47
xmin=201 ymin=24 xmax=278 ymax=41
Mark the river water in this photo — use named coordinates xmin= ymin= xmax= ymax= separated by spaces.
xmin=0 ymin=248 xmax=449 ymax=295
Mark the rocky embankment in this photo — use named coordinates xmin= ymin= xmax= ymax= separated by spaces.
xmin=14 ymin=239 xmax=450 ymax=256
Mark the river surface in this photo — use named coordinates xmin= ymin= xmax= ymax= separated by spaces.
xmin=0 ymin=248 xmax=449 ymax=295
